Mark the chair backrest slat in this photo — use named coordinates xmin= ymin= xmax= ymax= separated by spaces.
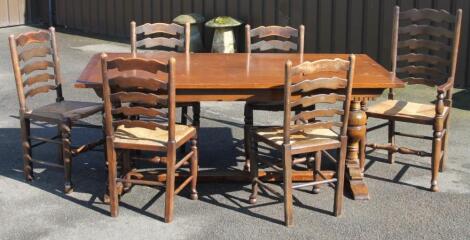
xmin=20 ymin=60 xmax=55 ymax=75
xmin=292 ymin=109 xmax=344 ymax=123
xmin=19 ymin=46 xmax=52 ymax=62
xmin=108 ymin=76 xmax=168 ymax=91
xmin=290 ymin=121 xmax=343 ymax=135
xmin=15 ymin=30 xmax=50 ymax=47
xmin=283 ymin=55 xmax=355 ymax=144
xmin=246 ymin=25 xmax=304 ymax=53
xmin=136 ymin=37 xmax=184 ymax=49
xmin=397 ymin=39 xmax=452 ymax=52
xmin=110 ymin=92 xmax=167 ymax=106
xmin=131 ymin=21 xmax=190 ymax=55
xmin=399 ymin=8 xmax=455 ymax=23
xmin=391 ymin=7 xmax=462 ymax=90
xmin=291 ymin=77 xmax=348 ymax=93
xmin=23 ymin=73 xmax=55 ymax=87
xmin=397 ymin=53 xmax=450 ymax=65
xmin=9 ymin=27 xmax=64 ymax=112
xmin=112 ymin=119 xmax=169 ymax=131
xmin=101 ymin=55 xmax=176 ymax=142
xmin=111 ymin=106 xmax=168 ymax=118
xmin=290 ymin=93 xmax=346 ymax=109
xmin=24 ymin=84 xmax=57 ymax=98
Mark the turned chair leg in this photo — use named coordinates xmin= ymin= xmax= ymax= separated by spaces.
xmin=193 ymin=103 xmax=201 ymax=128
xmin=190 ymin=138 xmax=199 ymax=200
xmin=282 ymin=145 xmax=293 ymax=227
xmin=248 ymin=133 xmax=259 ymax=204
xmin=181 ymin=106 xmax=188 ymax=125
xmin=244 ymin=103 xmax=254 ymax=172
xmin=60 ymin=121 xmax=73 ymax=193
xmin=388 ymin=120 xmax=395 ymax=164
xmin=334 ymin=141 xmax=347 ymax=216
xmin=57 ymin=127 xmax=64 ymax=165
xmin=440 ymin=117 xmax=449 ymax=172
xmin=122 ymin=150 xmax=132 ymax=192
xmin=107 ymin=138 xmax=119 ymax=217
xmin=312 ymin=151 xmax=322 ymax=194
xmin=20 ymin=117 xmax=33 ymax=181
xmin=431 ymin=130 xmax=443 ymax=192
xmin=165 ymin=144 xmax=176 ymax=223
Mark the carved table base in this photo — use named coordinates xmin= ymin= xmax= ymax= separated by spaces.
xmin=346 ymin=99 xmax=370 ymax=200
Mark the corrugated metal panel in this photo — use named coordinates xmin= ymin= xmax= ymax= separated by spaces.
xmin=53 ymin=0 xmax=470 ymax=88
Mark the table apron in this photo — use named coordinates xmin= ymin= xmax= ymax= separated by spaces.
xmin=92 ymin=87 xmax=386 ymax=102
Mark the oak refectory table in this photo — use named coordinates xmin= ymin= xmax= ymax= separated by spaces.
xmin=75 ymin=52 xmax=404 ymax=200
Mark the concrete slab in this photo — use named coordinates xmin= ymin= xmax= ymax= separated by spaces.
xmin=0 ymin=26 xmax=469 ymax=240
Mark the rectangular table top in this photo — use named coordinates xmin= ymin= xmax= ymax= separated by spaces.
xmin=75 ymin=53 xmax=404 ymax=90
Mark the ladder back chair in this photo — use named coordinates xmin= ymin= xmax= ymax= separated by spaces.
xmin=8 ymin=27 xmax=103 ymax=193
xmin=130 ymin=21 xmax=199 ymax=128
xmin=364 ymin=7 xmax=462 ymax=192
xmin=248 ymin=55 xmax=355 ymax=227
xmin=101 ymin=55 xmax=198 ymax=223
xmin=244 ymin=24 xmax=305 ymax=170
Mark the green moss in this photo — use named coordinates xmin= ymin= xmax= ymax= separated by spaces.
xmin=205 ymin=16 xmax=241 ymax=28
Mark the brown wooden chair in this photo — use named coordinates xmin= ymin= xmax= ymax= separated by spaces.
xmin=130 ymin=21 xmax=200 ymax=128
xmin=364 ymin=7 xmax=462 ymax=192
xmin=101 ymin=55 xmax=198 ymax=223
xmin=8 ymin=27 xmax=103 ymax=193
xmin=248 ymin=55 xmax=355 ymax=226
xmin=244 ymin=24 xmax=305 ymax=171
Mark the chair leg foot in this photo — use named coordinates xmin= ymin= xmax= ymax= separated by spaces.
xmin=103 ymin=193 xmax=110 ymax=204
xmin=431 ymin=181 xmax=439 ymax=192
xmin=64 ymin=183 xmax=73 ymax=194
xmin=243 ymin=162 xmax=250 ymax=172
xmin=190 ymin=192 xmax=198 ymax=200
xmin=249 ymin=195 xmax=257 ymax=204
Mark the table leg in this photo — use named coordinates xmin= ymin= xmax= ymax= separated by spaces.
xmin=346 ymin=100 xmax=370 ymax=200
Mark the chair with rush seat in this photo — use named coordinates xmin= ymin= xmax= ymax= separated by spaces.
xmin=248 ymin=55 xmax=355 ymax=226
xmin=244 ymin=24 xmax=305 ymax=171
xmin=130 ymin=21 xmax=200 ymax=128
xmin=101 ymin=55 xmax=198 ymax=223
xmin=364 ymin=7 xmax=462 ymax=192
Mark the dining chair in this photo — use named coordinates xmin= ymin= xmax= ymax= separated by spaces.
xmin=8 ymin=27 xmax=103 ymax=193
xmin=130 ymin=21 xmax=200 ymax=128
xmin=101 ymin=55 xmax=198 ymax=223
xmin=364 ymin=7 xmax=462 ymax=192
xmin=243 ymin=24 xmax=305 ymax=171
xmin=248 ymin=55 xmax=355 ymax=226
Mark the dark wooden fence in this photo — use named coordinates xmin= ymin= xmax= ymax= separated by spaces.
xmin=51 ymin=0 xmax=470 ymax=88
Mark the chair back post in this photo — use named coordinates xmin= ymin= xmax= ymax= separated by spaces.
xmin=283 ymin=60 xmax=293 ymax=144
xmin=341 ymin=54 xmax=356 ymax=137
xmin=389 ymin=5 xmax=400 ymax=100
xmin=8 ymin=35 xmax=27 ymax=113
xmin=447 ymin=9 xmax=463 ymax=101
xmin=299 ymin=25 xmax=305 ymax=54
xmin=130 ymin=21 xmax=137 ymax=57
xmin=49 ymin=27 xmax=64 ymax=102
xmin=100 ymin=53 xmax=114 ymax=138
xmin=184 ymin=22 xmax=191 ymax=54
xmin=167 ymin=57 xmax=176 ymax=143
xmin=245 ymin=24 xmax=251 ymax=53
